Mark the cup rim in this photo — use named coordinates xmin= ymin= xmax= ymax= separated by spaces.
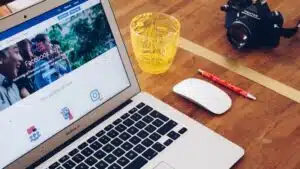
xmin=130 ymin=12 xmax=181 ymax=39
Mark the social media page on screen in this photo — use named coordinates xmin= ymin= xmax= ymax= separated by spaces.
xmin=0 ymin=0 xmax=130 ymax=167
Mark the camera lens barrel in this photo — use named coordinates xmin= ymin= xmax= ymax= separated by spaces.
xmin=227 ymin=14 xmax=258 ymax=49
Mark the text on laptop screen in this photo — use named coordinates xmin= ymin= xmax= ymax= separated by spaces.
xmin=0 ymin=0 xmax=130 ymax=167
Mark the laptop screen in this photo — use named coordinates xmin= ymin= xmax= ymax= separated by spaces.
xmin=0 ymin=0 xmax=130 ymax=167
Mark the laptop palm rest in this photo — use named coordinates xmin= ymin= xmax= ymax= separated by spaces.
xmin=153 ymin=162 xmax=175 ymax=169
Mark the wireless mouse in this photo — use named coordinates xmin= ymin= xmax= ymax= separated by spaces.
xmin=173 ymin=78 xmax=232 ymax=115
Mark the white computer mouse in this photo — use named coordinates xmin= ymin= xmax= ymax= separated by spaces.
xmin=173 ymin=78 xmax=232 ymax=115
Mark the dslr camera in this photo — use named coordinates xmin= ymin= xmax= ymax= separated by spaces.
xmin=221 ymin=0 xmax=300 ymax=49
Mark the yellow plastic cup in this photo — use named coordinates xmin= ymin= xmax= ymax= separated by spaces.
xmin=130 ymin=13 xmax=181 ymax=74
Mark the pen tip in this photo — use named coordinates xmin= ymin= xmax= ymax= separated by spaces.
xmin=247 ymin=93 xmax=257 ymax=101
xmin=198 ymin=69 xmax=204 ymax=73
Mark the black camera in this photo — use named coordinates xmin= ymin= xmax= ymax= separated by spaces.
xmin=221 ymin=0 xmax=300 ymax=49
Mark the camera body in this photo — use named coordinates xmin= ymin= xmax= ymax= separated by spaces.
xmin=221 ymin=0 xmax=298 ymax=49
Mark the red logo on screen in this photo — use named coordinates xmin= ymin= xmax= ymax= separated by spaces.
xmin=27 ymin=125 xmax=41 ymax=142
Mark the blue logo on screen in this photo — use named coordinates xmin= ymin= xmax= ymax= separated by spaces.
xmin=90 ymin=89 xmax=101 ymax=102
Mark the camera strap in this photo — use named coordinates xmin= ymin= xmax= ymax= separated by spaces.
xmin=279 ymin=21 xmax=300 ymax=38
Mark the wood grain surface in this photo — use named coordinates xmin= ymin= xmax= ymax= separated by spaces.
xmin=110 ymin=0 xmax=300 ymax=169
xmin=0 ymin=5 xmax=11 ymax=17
xmin=1 ymin=0 xmax=300 ymax=169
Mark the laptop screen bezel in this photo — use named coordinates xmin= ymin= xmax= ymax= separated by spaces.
xmin=0 ymin=0 xmax=141 ymax=168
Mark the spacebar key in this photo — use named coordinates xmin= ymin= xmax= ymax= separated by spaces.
xmin=157 ymin=120 xmax=178 ymax=135
xmin=124 ymin=156 xmax=148 ymax=169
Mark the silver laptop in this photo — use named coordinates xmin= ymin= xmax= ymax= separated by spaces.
xmin=0 ymin=0 xmax=244 ymax=169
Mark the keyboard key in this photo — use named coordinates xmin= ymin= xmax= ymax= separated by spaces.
xmin=164 ymin=139 xmax=173 ymax=146
xmin=144 ymin=124 xmax=156 ymax=133
xmin=152 ymin=119 xmax=164 ymax=128
xmin=78 ymin=142 xmax=88 ymax=150
xmin=49 ymin=162 xmax=59 ymax=169
xmin=115 ymin=124 xmax=127 ymax=133
xmin=130 ymin=113 xmax=142 ymax=121
xmin=119 ymin=132 xmax=131 ymax=141
xmin=72 ymin=154 xmax=85 ymax=163
xmin=127 ymin=126 xmax=139 ymax=135
xmin=104 ymin=154 xmax=117 ymax=164
xmin=75 ymin=163 xmax=88 ymax=169
xmin=150 ymin=111 xmax=169 ymax=122
xmin=82 ymin=147 xmax=94 ymax=157
xmin=69 ymin=148 xmax=79 ymax=157
xmin=133 ymin=144 xmax=146 ymax=154
xmin=85 ymin=156 xmax=98 ymax=166
xmin=129 ymin=107 xmax=138 ymax=114
xmin=123 ymin=119 xmax=135 ymax=127
xmin=107 ymin=129 xmax=119 ymax=139
xmin=90 ymin=141 xmax=102 ymax=151
xmin=142 ymin=116 xmax=154 ymax=123
xmin=142 ymin=148 xmax=158 ymax=160
xmin=136 ymin=103 xmax=145 ymax=109
xmin=178 ymin=127 xmax=188 ymax=134
xmin=108 ymin=163 xmax=121 ymax=169
xmin=96 ymin=130 xmax=105 ymax=138
xmin=149 ymin=133 xmax=161 ymax=141
xmin=121 ymin=142 xmax=133 ymax=151
xmin=117 ymin=157 xmax=130 ymax=167
xmin=105 ymin=124 xmax=114 ymax=131
xmin=137 ymin=130 xmax=149 ymax=139
xmin=129 ymin=136 xmax=141 ymax=145
xmin=94 ymin=150 xmax=106 ymax=160
xmin=87 ymin=136 xmax=97 ymax=144
xmin=121 ymin=113 xmax=130 ymax=120
xmin=112 ymin=148 xmax=125 ymax=157
xmin=62 ymin=160 xmax=76 ymax=169
xmin=167 ymin=131 xmax=180 ymax=140
xmin=90 ymin=167 xmax=96 ymax=169
xmin=57 ymin=167 xmax=63 ymax=169
xmin=125 ymin=150 xmax=138 ymax=160
xmin=111 ymin=138 xmax=123 ymax=147
xmin=98 ymin=135 xmax=111 ymax=145
xmin=152 ymin=142 xmax=165 ymax=152
xmin=103 ymin=144 xmax=115 ymax=153
xmin=141 ymin=138 xmax=154 ymax=147
xmin=113 ymin=119 xmax=122 ymax=125
xmin=59 ymin=155 xmax=69 ymax=163
xmin=135 ymin=121 xmax=146 ymax=129
xmin=95 ymin=160 xmax=108 ymax=169
xmin=124 ymin=156 xmax=148 ymax=169
xmin=157 ymin=120 xmax=177 ymax=136
xmin=138 ymin=106 xmax=153 ymax=116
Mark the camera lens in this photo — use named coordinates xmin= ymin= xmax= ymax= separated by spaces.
xmin=227 ymin=12 xmax=259 ymax=49
xmin=227 ymin=22 xmax=250 ymax=49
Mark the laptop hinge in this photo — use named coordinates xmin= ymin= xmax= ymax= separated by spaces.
xmin=28 ymin=99 xmax=133 ymax=169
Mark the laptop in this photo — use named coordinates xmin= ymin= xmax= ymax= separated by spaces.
xmin=0 ymin=0 xmax=244 ymax=169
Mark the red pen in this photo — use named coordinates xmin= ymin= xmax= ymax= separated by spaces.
xmin=198 ymin=69 xmax=256 ymax=100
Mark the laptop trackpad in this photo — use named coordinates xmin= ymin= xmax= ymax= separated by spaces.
xmin=153 ymin=162 xmax=175 ymax=169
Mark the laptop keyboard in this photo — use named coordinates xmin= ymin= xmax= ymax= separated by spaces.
xmin=48 ymin=103 xmax=188 ymax=169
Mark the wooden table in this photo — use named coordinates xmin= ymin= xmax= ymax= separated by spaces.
xmin=0 ymin=5 xmax=11 ymax=17
xmin=110 ymin=0 xmax=300 ymax=169
xmin=2 ymin=0 xmax=300 ymax=168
